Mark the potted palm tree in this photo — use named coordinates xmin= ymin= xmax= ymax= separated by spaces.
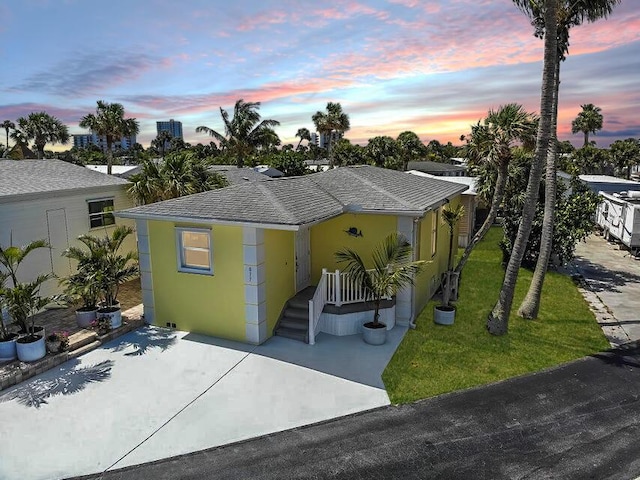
xmin=94 ymin=226 xmax=139 ymax=329
xmin=5 ymin=275 xmax=52 ymax=362
xmin=336 ymin=233 xmax=426 ymax=345
xmin=0 ymin=272 xmax=19 ymax=362
xmin=58 ymin=272 xmax=100 ymax=328
xmin=434 ymin=204 xmax=465 ymax=325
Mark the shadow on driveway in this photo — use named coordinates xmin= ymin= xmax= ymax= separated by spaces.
xmin=0 ymin=359 xmax=114 ymax=409
xmin=108 ymin=327 xmax=178 ymax=356
xmin=573 ymin=256 xmax=640 ymax=294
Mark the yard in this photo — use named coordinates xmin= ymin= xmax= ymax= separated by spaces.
xmin=382 ymin=228 xmax=610 ymax=404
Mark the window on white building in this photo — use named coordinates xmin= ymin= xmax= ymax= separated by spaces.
xmin=88 ymin=198 xmax=115 ymax=228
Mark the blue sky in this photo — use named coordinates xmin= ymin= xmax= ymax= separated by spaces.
xmin=1 ymin=0 xmax=638 ymax=150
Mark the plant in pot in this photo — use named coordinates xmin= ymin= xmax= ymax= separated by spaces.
xmin=0 ymin=272 xmax=19 ymax=362
xmin=94 ymin=226 xmax=139 ymax=329
xmin=434 ymin=204 xmax=465 ymax=325
xmin=0 ymin=240 xmax=51 ymax=358
xmin=4 ymin=275 xmax=52 ymax=362
xmin=335 ymin=233 xmax=426 ymax=345
xmin=58 ymin=271 xmax=100 ymax=328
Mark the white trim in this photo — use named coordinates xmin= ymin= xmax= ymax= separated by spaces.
xmin=117 ymin=212 xmax=302 ymax=231
xmin=175 ymin=227 xmax=214 ymax=275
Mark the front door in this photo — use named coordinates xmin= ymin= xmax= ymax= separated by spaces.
xmin=295 ymin=227 xmax=311 ymax=291
xmin=46 ymin=208 xmax=71 ymax=277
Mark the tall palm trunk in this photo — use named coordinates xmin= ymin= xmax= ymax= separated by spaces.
xmin=518 ymin=59 xmax=561 ymax=319
xmin=583 ymin=131 xmax=589 ymax=147
xmin=487 ymin=0 xmax=557 ymax=335
xmin=455 ymin=166 xmax=507 ymax=274
xmin=106 ymin=136 xmax=114 ymax=175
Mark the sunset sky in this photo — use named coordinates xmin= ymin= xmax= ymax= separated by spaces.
xmin=1 ymin=0 xmax=638 ymax=150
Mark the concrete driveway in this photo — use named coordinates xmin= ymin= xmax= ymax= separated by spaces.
xmin=573 ymin=234 xmax=640 ymax=344
xmin=0 ymin=326 xmax=406 ymax=480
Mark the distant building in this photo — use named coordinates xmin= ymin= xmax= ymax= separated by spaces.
xmin=156 ymin=119 xmax=183 ymax=139
xmin=407 ymin=160 xmax=467 ymax=177
xmin=310 ymin=131 xmax=342 ymax=149
xmin=72 ymin=133 xmax=137 ymax=151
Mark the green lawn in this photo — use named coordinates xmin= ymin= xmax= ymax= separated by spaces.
xmin=382 ymin=227 xmax=609 ymax=404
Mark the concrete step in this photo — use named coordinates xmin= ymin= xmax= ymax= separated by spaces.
xmin=275 ymin=327 xmax=308 ymax=343
xmin=67 ymin=330 xmax=98 ymax=351
xmin=67 ymin=340 xmax=102 ymax=359
xmin=284 ymin=307 xmax=309 ymax=320
xmin=279 ymin=316 xmax=308 ymax=330
xmin=288 ymin=297 xmax=311 ymax=309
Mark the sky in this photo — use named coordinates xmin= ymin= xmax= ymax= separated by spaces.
xmin=1 ymin=0 xmax=639 ymax=151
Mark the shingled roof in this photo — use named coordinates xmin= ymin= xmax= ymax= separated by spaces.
xmin=119 ymin=165 xmax=466 ymax=228
xmin=0 ymin=159 xmax=130 ymax=202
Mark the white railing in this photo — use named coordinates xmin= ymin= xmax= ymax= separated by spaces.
xmin=309 ymin=268 xmax=391 ymax=343
xmin=308 ymin=268 xmax=329 ymax=345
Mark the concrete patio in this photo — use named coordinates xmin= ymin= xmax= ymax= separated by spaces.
xmin=0 ymin=324 xmax=407 ymax=480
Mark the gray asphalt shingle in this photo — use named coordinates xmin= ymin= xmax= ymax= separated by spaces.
xmin=120 ymin=165 xmax=467 ymax=226
xmin=0 ymin=159 xmax=129 ymax=199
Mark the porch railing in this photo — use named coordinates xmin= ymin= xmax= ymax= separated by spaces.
xmin=308 ymin=268 xmax=329 ymax=345
xmin=308 ymin=268 xmax=390 ymax=344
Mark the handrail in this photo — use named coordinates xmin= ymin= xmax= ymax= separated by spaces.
xmin=308 ymin=268 xmax=328 ymax=345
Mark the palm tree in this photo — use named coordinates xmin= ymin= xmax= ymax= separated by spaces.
xmin=572 ymin=103 xmax=604 ymax=146
xmin=441 ymin=204 xmax=465 ymax=307
xmin=312 ymin=102 xmax=350 ymax=168
xmin=128 ymin=151 xmax=227 ymax=205
xmin=16 ymin=112 xmax=69 ymax=159
xmin=518 ymin=0 xmax=619 ymax=320
xmin=335 ymin=233 xmax=425 ymax=327
xmin=0 ymin=240 xmax=51 ymax=334
xmin=196 ymin=99 xmax=280 ymax=168
xmin=152 ymin=130 xmax=174 ymax=159
xmin=295 ymin=127 xmax=312 ymax=151
xmin=2 ymin=120 xmax=15 ymax=151
xmin=397 ymin=131 xmax=426 ymax=171
xmin=486 ymin=0 xmax=558 ymax=335
xmin=454 ymin=104 xmax=537 ymax=275
xmin=79 ymin=101 xmax=140 ymax=175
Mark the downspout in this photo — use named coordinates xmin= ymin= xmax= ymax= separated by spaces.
xmin=409 ymin=216 xmax=420 ymax=329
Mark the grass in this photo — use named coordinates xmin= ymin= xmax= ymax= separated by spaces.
xmin=382 ymin=227 xmax=609 ymax=404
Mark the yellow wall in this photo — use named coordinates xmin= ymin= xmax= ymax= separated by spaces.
xmin=264 ymin=229 xmax=295 ymax=334
xmin=310 ymin=213 xmax=397 ymax=282
xmin=148 ymin=220 xmax=246 ymax=341
xmin=413 ymin=196 xmax=462 ymax=315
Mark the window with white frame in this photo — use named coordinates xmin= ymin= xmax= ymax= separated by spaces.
xmin=88 ymin=198 xmax=115 ymax=228
xmin=431 ymin=208 xmax=438 ymax=257
xmin=176 ymin=227 xmax=213 ymax=274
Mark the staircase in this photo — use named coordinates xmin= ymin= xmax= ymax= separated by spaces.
xmin=274 ymin=286 xmax=316 ymax=343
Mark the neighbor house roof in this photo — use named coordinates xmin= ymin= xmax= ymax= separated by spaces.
xmin=0 ymin=159 xmax=130 ymax=203
xmin=407 ymin=161 xmax=467 ymax=173
xmin=118 ymin=165 xmax=467 ymax=230
xmin=85 ymin=164 xmax=141 ymax=177
xmin=208 ymin=166 xmax=273 ymax=185
xmin=408 ymin=171 xmax=477 ymax=195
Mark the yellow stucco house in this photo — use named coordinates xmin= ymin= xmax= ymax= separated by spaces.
xmin=118 ymin=166 xmax=466 ymax=345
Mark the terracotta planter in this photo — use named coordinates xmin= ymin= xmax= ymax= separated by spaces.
xmin=0 ymin=335 xmax=18 ymax=362
xmin=76 ymin=307 xmax=98 ymax=328
xmin=434 ymin=305 xmax=456 ymax=325
xmin=97 ymin=306 xmax=122 ymax=329
xmin=362 ymin=321 xmax=387 ymax=345
xmin=16 ymin=334 xmax=46 ymax=362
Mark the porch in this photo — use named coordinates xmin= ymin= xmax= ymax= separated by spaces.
xmin=274 ymin=269 xmax=396 ymax=345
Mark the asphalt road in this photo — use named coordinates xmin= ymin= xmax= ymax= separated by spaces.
xmin=74 ymin=344 xmax=640 ymax=480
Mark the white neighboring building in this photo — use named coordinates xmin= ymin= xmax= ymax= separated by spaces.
xmin=0 ymin=159 xmax=136 ymax=297
xmin=596 ymin=190 xmax=640 ymax=251
xmin=72 ymin=133 xmax=137 ymax=151
xmin=408 ymin=170 xmax=479 ymax=247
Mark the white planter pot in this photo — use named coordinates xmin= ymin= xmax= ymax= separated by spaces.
xmin=362 ymin=322 xmax=387 ymax=345
xmin=16 ymin=335 xmax=46 ymax=362
xmin=76 ymin=307 xmax=98 ymax=328
xmin=97 ymin=307 xmax=122 ymax=329
xmin=434 ymin=305 xmax=456 ymax=325
xmin=0 ymin=336 xmax=18 ymax=362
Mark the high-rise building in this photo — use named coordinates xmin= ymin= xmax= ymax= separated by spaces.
xmin=72 ymin=133 xmax=137 ymax=151
xmin=156 ymin=119 xmax=183 ymax=139
xmin=311 ymin=131 xmax=342 ymax=149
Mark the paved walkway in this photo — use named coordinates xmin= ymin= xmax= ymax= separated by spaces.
xmin=572 ymin=234 xmax=640 ymax=345
xmin=0 ymin=326 xmax=407 ymax=480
